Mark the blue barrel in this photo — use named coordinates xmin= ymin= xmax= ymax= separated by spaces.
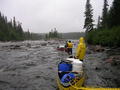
xmin=58 ymin=62 xmax=72 ymax=72
xmin=61 ymin=73 xmax=75 ymax=83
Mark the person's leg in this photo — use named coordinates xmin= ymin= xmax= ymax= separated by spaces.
xmin=68 ymin=48 xmax=72 ymax=55
xmin=67 ymin=48 xmax=70 ymax=54
xmin=71 ymin=48 xmax=72 ymax=55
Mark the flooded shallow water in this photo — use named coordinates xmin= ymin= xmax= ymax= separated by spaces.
xmin=0 ymin=40 xmax=119 ymax=90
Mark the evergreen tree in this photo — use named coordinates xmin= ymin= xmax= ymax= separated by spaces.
xmin=0 ymin=11 xmax=43 ymax=41
xmin=108 ymin=0 xmax=120 ymax=28
xmin=53 ymin=28 xmax=58 ymax=38
xmin=49 ymin=29 xmax=53 ymax=38
xmin=84 ymin=0 xmax=94 ymax=33
xmin=97 ymin=16 xmax=102 ymax=29
xmin=48 ymin=28 xmax=60 ymax=39
xmin=101 ymin=0 xmax=108 ymax=28
xmin=86 ymin=0 xmax=120 ymax=47
xmin=24 ymin=30 xmax=31 ymax=40
xmin=16 ymin=22 xmax=24 ymax=40
xmin=0 ymin=12 xmax=29 ymax=41
xmin=45 ymin=34 xmax=48 ymax=39
xmin=13 ymin=17 xmax=17 ymax=29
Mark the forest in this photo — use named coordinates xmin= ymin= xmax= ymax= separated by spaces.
xmin=0 ymin=14 xmax=83 ymax=41
xmin=84 ymin=0 xmax=120 ymax=47
xmin=0 ymin=13 xmax=44 ymax=41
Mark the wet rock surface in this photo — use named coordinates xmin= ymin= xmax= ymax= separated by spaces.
xmin=84 ymin=46 xmax=120 ymax=87
xmin=0 ymin=41 xmax=119 ymax=90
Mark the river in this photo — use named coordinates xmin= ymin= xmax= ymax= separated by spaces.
xmin=0 ymin=40 xmax=119 ymax=90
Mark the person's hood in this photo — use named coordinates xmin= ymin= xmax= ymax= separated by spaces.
xmin=79 ymin=37 xmax=84 ymax=43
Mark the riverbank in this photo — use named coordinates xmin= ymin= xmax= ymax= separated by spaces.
xmin=84 ymin=45 xmax=120 ymax=87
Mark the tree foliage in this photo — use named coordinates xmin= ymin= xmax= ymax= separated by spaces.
xmin=107 ymin=0 xmax=120 ymax=28
xmin=84 ymin=0 xmax=94 ymax=33
xmin=0 ymin=12 xmax=42 ymax=41
xmin=97 ymin=16 xmax=102 ymax=29
xmin=86 ymin=27 xmax=120 ymax=47
xmin=101 ymin=0 xmax=108 ymax=28
xmin=0 ymin=12 xmax=24 ymax=41
xmin=86 ymin=0 xmax=120 ymax=47
xmin=45 ymin=28 xmax=61 ymax=39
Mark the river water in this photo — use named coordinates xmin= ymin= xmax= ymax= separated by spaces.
xmin=0 ymin=40 xmax=119 ymax=90
xmin=0 ymin=40 xmax=63 ymax=90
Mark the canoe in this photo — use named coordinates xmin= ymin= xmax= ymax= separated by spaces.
xmin=57 ymin=45 xmax=68 ymax=52
xmin=57 ymin=74 xmax=85 ymax=90
xmin=57 ymin=45 xmax=66 ymax=51
xmin=57 ymin=59 xmax=120 ymax=90
xmin=57 ymin=58 xmax=85 ymax=90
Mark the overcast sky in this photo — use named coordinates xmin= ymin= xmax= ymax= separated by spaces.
xmin=0 ymin=0 xmax=113 ymax=33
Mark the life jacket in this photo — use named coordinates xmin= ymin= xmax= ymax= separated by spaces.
xmin=67 ymin=42 xmax=73 ymax=48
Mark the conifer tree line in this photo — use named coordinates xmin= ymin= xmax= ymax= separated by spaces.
xmin=0 ymin=12 xmax=42 ymax=41
xmin=45 ymin=28 xmax=61 ymax=39
xmin=84 ymin=0 xmax=120 ymax=47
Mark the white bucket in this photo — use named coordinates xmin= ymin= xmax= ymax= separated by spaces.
xmin=66 ymin=58 xmax=83 ymax=72
xmin=72 ymin=60 xmax=83 ymax=72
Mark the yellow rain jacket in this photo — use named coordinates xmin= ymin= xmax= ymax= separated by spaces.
xmin=67 ymin=42 xmax=73 ymax=48
xmin=76 ymin=37 xmax=86 ymax=60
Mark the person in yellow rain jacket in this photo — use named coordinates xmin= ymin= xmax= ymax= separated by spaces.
xmin=75 ymin=37 xmax=86 ymax=61
xmin=67 ymin=41 xmax=73 ymax=55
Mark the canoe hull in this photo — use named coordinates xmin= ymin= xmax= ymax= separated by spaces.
xmin=57 ymin=74 xmax=85 ymax=90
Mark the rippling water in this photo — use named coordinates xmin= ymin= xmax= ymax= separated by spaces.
xmin=0 ymin=40 xmax=118 ymax=90
xmin=0 ymin=40 xmax=68 ymax=90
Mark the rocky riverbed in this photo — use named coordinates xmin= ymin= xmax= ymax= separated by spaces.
xmin=84 ymin=46 xmax=120 ymax=87
xmin=0 ymin=40 xmax=119 ymax=90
